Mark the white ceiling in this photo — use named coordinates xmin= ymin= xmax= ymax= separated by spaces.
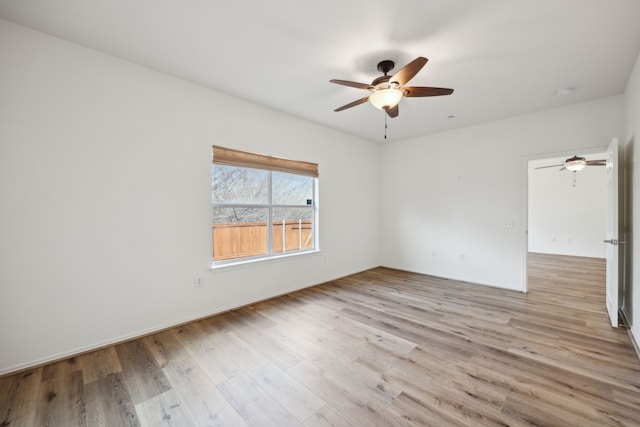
xmin=2 ymin=0 xmax=640 ymax=143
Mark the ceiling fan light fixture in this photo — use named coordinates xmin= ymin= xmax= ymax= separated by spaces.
xmin=566 ymin=160 xmax=586 ymax=172
xmin=369 ymin=88 xmax=403 ymax=110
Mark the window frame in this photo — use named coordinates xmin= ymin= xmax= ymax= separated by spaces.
xmin=211 ymin=147 xmax=319 ymax=269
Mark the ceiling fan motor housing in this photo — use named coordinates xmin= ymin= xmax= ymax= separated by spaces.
xmin=373 ymin=60 xmax=401 ymax=90
xmin=377 ymin=60 xmax=395 ymax=75
xmin=371 ymin=75 xmax=392 ymax=88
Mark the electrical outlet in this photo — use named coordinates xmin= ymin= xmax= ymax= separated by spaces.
xmin=194 ymin=277 xmax=203 ymax=288
xmin=459 ymin=253 xmax=465 ymax=261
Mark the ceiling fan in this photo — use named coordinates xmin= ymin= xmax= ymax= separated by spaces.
xmin=535 ymin=155 xmax=606 ymax=172
xmin=330 ymin=57 xmax=454 ymax=118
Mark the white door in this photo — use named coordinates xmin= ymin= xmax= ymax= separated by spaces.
xmin=605 ymin=138 xmax=619 ymax=327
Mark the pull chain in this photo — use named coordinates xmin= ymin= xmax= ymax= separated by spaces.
xmin=572 ymin=171 xmax=576 ymax=187
xmin=384 ymin=112 xmax=388 ymax=140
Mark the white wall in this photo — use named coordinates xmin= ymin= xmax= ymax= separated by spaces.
xmin=380 ymin=97 xmax=624 ymax=290
xmin=0 ymin=20 xmax=380 ymax=374
xmin=624 ymin=51 xmax=640 ymax=349
xmin=528 ymin=155 xmax=607 ymax=258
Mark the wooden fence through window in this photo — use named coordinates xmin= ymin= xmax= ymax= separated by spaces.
xmin=213 ymin=220 xmax=313 ymax=261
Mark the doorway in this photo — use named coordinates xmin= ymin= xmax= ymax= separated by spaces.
xmin=523 ymin=149 xmax=608 ymax=294
xmin=524 ymin=144 xmax=629 ymax=328
xmin=528 ymin=152 xmax=608 ymax=259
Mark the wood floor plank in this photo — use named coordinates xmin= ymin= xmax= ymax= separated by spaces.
xmin=33 ymin=370 xmax=86 ymax=427
xmin=247 ymin=361 xmax=325 ymax=423
xmin=286 ymin=359 xmax=406 ymax=427
xmin=79 ymin=346 xmax=122 ymax=384
xmin=2 ymin=253 xmax=639 ymax=426
xmin=115 ymin=340 xmax=172 ymax=405
xmin=142 ymin=329 xmax=189 ymax=369
xmin=134 ymin=389 xmax=196 ymax=427
xmin=334 ymin=315 xmax=417 ymax=355
xmin=210 ymin=329 xmax=326 ymax=422
xmin=274 ymin=322 xmax=404 ymax=407
xmin=461 ymin=352 xmax=639 ymax=425
xmin=0 ymin=368 xmax=41 ymax=427
xmin=383 ymin=368 xmax=508 ymax=427
xmin=221 ymin=310 xmax=305 ymax=371
xmin=41 ymin=356 xmax=82 ymax=382
xmin=611 ymin=383 xmax=640 ymax=409
xmin=161 ymin=357 xmax=247 ymax=427
xmin=218 ymin=372 xmax=301 ymax=427
xmin=388 ymin=391 xmax=468 ymax=427
xmin=173 ymin=322 xmax=243 ymax=385
xmin=84 ymin=372 xmax=140 ymax=427
xmin=264 ymin=323 xmax=355 ymax=366
xmin=257 ymin=299 xmax=336 ymax=340
xmin=302 ymin=404 xmax=356 ymax=427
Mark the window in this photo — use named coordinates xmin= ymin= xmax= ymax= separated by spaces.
xmin=212 ymin=146 xmax=318 ymax=265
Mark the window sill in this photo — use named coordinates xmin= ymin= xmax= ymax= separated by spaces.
xmin=209 ymin=249 xmax=321 ymax=272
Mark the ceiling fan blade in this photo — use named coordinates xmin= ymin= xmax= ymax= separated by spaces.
xmin=334 ymin=96 xmax=370 ymax=112
xmin=390 ymin=57 xmax=428 ymax=86
xmin=403 ymin=86 xmax=454 ymax=97
xmin=585 ymin=160 xmax=606 ymax=166
xmin=329 ymin=79 xmax=373 ymax=90
xmin=559 ymin=166 xmax=567 ymax=171
xmin=386 ymin=105 xmax=399 ymax=118
xmin=534 ymin=164 xmax=564 ymax=170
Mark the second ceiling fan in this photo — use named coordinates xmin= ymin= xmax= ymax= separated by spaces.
xmin=535 ymin=155 xmax=606 ymax=172
xmin=330 ymin=57 xmax=454 ymax=118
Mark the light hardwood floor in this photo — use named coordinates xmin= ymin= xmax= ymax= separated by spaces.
xmin=1 ymin=253 xmax=639 ymax=426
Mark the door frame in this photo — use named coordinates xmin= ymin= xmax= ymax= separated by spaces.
xmin=521 ymin=146 xmax=608 ymax=293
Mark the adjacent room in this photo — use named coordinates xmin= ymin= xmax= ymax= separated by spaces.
xmin=2 ymin=1 xmax=640 ymax=425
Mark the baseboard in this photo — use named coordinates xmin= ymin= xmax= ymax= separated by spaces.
xmin=378 ymin=265 xmax=524 ymax=293
xmin=629 ymin=328 xmax=640 ymax=361
xmin=619 ymin=308 xmax=631 ymax=328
